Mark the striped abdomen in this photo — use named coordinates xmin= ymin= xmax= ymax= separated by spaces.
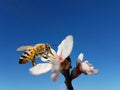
xmin=19 ymin=49 xmax=35 ymax=64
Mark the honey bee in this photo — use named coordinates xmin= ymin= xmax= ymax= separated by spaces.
xmin=17 ymin=44 xmax=55 ymax=66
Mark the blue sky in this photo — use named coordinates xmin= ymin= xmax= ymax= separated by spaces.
xmin=0 ymin=0 xmax=120 ymax=90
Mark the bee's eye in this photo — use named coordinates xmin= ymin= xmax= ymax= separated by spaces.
xmin=46 ymin=45 xmax=50 ymax=49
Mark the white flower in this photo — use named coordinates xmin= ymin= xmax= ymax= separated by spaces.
xmin=29 ymin=35 xmax=73 ymax=81
xmin=77 ymin=53 xmax=98 ymax=75
xmin=51 ymin=35 xmax=73 ymax=81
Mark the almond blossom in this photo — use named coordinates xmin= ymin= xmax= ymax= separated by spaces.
xmin=29 ymin=35 xmax=73 ymax=81
xmin=71 ymin=53 xmax=98 ymax=79
xmin=77 ymin=53 xmax=98 ymax=75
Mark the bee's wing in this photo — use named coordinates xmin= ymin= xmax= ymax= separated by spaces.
xmin=57 ymin=35 xmax=73 ymax=60
xmin=17 ymin=46 xmax=33 ymax=51
xmin=29 ymin=63 xmax=52 ymax=75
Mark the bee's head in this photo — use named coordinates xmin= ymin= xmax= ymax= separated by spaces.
xmin=45 ymin=44 xmax=51 ymax=51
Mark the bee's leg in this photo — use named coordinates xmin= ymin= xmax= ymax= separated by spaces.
xmin=32 ymin=59 xmax=37 ymax=66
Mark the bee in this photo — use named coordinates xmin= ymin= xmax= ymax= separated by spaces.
xmin=17 ymin=44 xmax=55 ymax=66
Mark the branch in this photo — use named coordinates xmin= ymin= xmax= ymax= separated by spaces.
xmin=60 ymin=57 xmax=73 ymax=90
xmin=71 ymin=63 xmax=82 ymax=80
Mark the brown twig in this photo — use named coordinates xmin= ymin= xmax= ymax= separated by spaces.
xmin=62 ymin=69 xmax=73 ymax=90
xmin=61 ymin=57 xmax=73 ymax=90
xmin=60 ymin=57 xmax=83 ymax=90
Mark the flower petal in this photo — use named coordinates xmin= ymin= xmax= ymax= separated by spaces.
xmin=81 ymin=61 xmax=98 ymax=75
xmin=77 ymin=53 xmax=84 ymax=65
xmin=51 ymin=72 xmax=60 ymax=82
xmin=50 ymin=48 xmax=57 ymax=56
xmin=78 ymin=53 xmax=84 ymax=61
xmin=48 ymin=48 xmax=58 ymax=60
xmin=57 ymin=35 xmax=73 ymax=60
xmin=29 ymin=63 xmax=52 ymax=75
xmin=51 ymin=58 xmax=60 ymax=81
xmin=81 ymin=61 xmax=91 ymax=71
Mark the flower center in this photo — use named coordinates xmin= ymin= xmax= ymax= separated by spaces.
xmin=59 ymin=56 xmax=63 ymax=61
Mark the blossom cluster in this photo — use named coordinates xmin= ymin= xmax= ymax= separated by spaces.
xmin=29 ymin=35 xmax=98 ymax=81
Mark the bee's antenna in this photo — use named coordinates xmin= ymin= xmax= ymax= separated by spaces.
xmin=51 ymin=44 xmax=58 ymax=46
